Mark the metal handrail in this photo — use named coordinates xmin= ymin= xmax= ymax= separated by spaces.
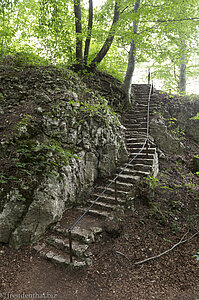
xmin=67 ymin=79 xmax=154 ymax=263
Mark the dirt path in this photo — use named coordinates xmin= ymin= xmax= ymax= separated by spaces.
xmin=1 ymin=205 xmax=198 ymax=300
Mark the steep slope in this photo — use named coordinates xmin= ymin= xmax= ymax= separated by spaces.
xmin=33 ymin=84 xmax=160 ymax=268
xmin=0 ymin=62 xmax=127 ymax=248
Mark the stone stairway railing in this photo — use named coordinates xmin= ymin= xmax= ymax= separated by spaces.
xmin=33 ymin=83 xmax=159 ymax=268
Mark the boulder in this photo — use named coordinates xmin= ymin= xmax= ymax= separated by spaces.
xmin=104 ymin=217 xmax=123 ymax=238
xmin=0 ymin=190 xmax=26 ymax=243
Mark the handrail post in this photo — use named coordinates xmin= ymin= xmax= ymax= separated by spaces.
xmin=146 ymin=139 xmax=149 ymax=158
xmin=115 ymin=178 xmax=118 ymax=203
xmin=148 ymin=68 xmax=151 ymax=84
xmin=68 ymin=230 xmax=73 ymax=263
xmin=151 ymin=80 xmax=154 ymax=94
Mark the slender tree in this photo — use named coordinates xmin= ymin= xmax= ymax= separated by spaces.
xmin=74 ymin=0 xmax=83 ymax=68
xmin=90 ymin=1 xmax=120 ymax=69
xmin=178 ymin=41 xmax=186 ymax=93
xmin=122 ymin=0 xmax=141 ymax=104
xmin=84 ymin=0 xmax=93 ymax=65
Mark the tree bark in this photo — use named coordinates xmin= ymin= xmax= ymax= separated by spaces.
xmin=122 ymin=0 xmax=141 ymax=104
xmin=178 ymin=39 xmax=186 ymax=93
xmin=0 ymin=5 xmax=5 ymax=60
xmin=84 ymin=0 xmax=93 ymax=65
xmin=74 ymin=0 xmax=83 ymax=68
xmin=90 ymin=1 xmax=120 ymax=69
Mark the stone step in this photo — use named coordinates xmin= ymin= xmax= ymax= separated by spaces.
xmin=125 ymin=137 xmax=147 ymax=143
xmin=125 ymin=134 xmax=148 ymax=140
xmin=125 ymin=109 xmax=149 ymax=114
xmin=87 ymin=200 xmax=116 ymax=212
xmin=126 ymin=129 xmax=148 ymax=135
xmin=125 ymin=110 xmax=148 ymax=115
xmin=129 ymin=152 xmax=155 ymax=159
xmin=46 ymin=235 xmax=90 ymax=258
xmin=125 ymin=134 xmax=147 ymax=140
xmin=134 ymin=163 xmax=153 ymax=172
xmin=131 ymin=110 xmax=153 ymax=115
xmin=108 ymin=179 xmax=138 ymax=191
xmin=129 ymin=147 xmax=156 ymax=154
xmin=116 ymin=174 xmax=140 ymax=184
xmin=134 ymin=99 xmax=149 ymax=103
xmin=120 ymin=168 xmax=150 ymax=177
xmin=95 ymin=186 xmax=128 ymax=198
xmin=131 ymin=158 xmax=154 ymax=165
xmin=124 ymin=123 xmax=147 ymax=129
xmin=117 ymin=161 xmax=153 ymax=177
xmin=33 ymin=243 xmax=86 ymax=269
xmin=124 ymin=115 xmax=149 ymax=120
xmin=134 ymin=104 xmax=148 ymax=108
xmin=91 ymin=193 xmax=125 ymax=205
xmin=51 ymin=224 xmax=102 ymax=244
xmin=123 ymin=114 xmax=143 ymax=118
xmin=78 ymin=207 xmax=110 ymax=219
xmin=134 ymin=95 xmax=149 ymax=98
xmin=126 ymin=142 xmax=149 ymax=148
xmin=134 ymin=100 xmax=156 ymax=104
xmin=133 ymin=91 xmax=150 ymax=95
xmin=123 ymin=116 xmax=147 ymax=121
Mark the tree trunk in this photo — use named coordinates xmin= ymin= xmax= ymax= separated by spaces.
xmin=90 ymin=1 xmax=120 ymax=69
xmin=74 ymin=0 xmax=83 ymax=68
xmin=178 ymin=39 xmax=186 ymax=93
xmin=122 ymin=0 xmax=141 ymax=104
xmin=84 ymin=0 xmax=93 ymax=65
xmin=0 ymin=5 xmax=5 ymax=60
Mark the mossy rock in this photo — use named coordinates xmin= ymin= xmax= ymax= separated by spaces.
xmin=104 ymin=217 xmax=123 ymax=238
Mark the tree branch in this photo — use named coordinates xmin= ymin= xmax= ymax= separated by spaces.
xmin=135 ymin=231 xmax=199 ymax=265
xmin=90 ymin=1 xmax=120 ymax=68
xmin=120 ymin=6 xmax=129 ymax=15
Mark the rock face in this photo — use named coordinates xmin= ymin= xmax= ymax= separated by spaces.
xmin=150 ymin=92 xmax=199 ymax=153
xmin=170 ymin=100 xmax=199 ymax=143
xmin=0 ymin=90 xmax=128 ymax=248
xmin=150 ymin=115 xmax=185 ymax=154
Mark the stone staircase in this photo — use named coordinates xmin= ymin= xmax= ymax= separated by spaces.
xmin=33 ymin=84 xmax=159 ymax=268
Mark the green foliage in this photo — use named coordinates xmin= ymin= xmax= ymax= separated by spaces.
xmin=170 ymin=221 xmax=179 ymax=235
xmin=145 ymin=176 xmax=160 ymax=190
xmin=193 ymin=252 xmax=199 ymax=261
xmin=0 ymin=92 xmax=5 ymax=103
xmin=190 ymin=113 xmax=199 ymax=120
xmin=15 ymin=114 xmax=33 ymax=132
xmin=186 ymin=214 xmax=199 ymax=230
xmin=168 ymin=117 xmax=177 ymax=127
xmin=68 ymin=98 xmax=121 ymax=126
xmin=0 ymin=114 xmax=80 ymax=195
xmin=0 ymin=0 xmax=198 ymax=93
